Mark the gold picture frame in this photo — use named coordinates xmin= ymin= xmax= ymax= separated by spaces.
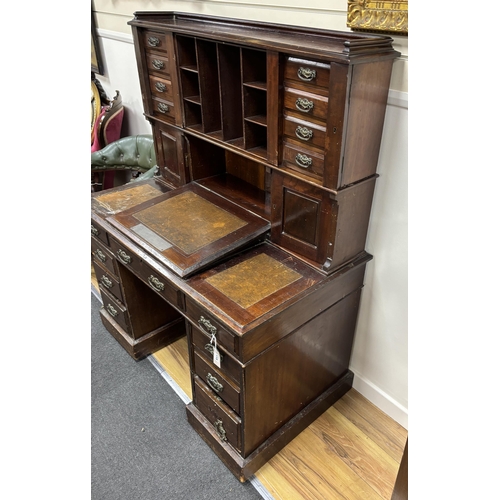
xmin=347 ymin=1 xmax=408 ymax=35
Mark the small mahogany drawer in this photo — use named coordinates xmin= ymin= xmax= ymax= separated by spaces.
xmin=91 ymin=220 xmax=109 ymax=246
xmin=100 ymin=288 xmax=130 ymax=334
xmin=284 ymin=57 xmax=330 ymax=89
xmin=283 ymin=115 xmax=327 ymax=150
xmin=93 ymin=261 xmax=124 ymax=304
xmin=149 ymin=75 xmax=173 ymax=100
xmin=193 ymin=350 xmax=240 ymax=414
xmin=186 ymin=298 xmax=237 ymax=356
xmin=142 ymin=31 xmax=168 ymax=53
xmin=283 ymin=142 xmax=325 ymax=179
xmin=108 ymin=237 xmax=184 ymax=310
xmin=284 ymin=87 xmax=328 ymax=122
xmin=191 ymin=326 xmax=241 ymax=385
xmin=91 ymin=236 xmax=116 ymax=275
xmin=193 ymin=376 xmax=241 ymax=451
xmin=152 ymin=98 xmax=175 ymax=121
xmin=146 ymin=53 xmax=170 ymax=78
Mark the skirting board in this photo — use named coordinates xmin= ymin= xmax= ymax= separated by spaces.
xmin=352 ymin=368 xmax=408 ymax=429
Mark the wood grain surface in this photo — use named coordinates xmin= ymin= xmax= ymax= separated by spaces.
xmin=152 ymin=336 xmax=407 ymax=499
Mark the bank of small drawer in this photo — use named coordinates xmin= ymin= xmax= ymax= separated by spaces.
xmin=284 ymin=57 xmax=330 ymax=89
xmin=283 ymin=141 xmax=325 ymax=179
xmin=149 ymin=75 xmax=173 ymax=100
xmin=146 ymin=53 xmax=170 ymax=78
xmin=191 ymin=326 xmax=241 ymax=385
xmin=193 ymin=350 xmax=240 ymax=414
xmin=142 ymin=31 xmax=168 ymax=53
xmin=93 ymin=261 xmax=124 ymax=304
xmin=284 ymin=87 xmax=328 ymax=122
xmin=91 ymin=236 xmax=117 ymax=275
xmin=91 ymin=220 xmax=109 ymax=246
xmin=108 ymin=237 xmax=183 ymax=310
xmin=186 ymin=298 xmax=237 ymax=356
xmin=100 ymin=288 xmax=130 ymax=334
xmin=283 ymin=115 xmax=327 ymax=150
xmin=193 ymin=376 xmax=241 ymax=451
xmin=152 ymin=98 xmax=175 ymax=121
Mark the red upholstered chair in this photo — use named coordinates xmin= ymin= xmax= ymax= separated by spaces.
xmin=91 ymin=90 xmax=124 ymax=191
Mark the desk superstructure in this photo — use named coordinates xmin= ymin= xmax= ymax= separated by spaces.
xmin=91 ymin=12 xmax=399 ymax=481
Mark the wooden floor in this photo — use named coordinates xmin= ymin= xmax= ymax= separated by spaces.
xmin=92 ymin=271 xmax=407 ymax=499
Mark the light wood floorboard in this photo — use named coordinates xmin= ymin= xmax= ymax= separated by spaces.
xmin=152 ymin=337 xmax=407 ymax=500
xmin=92 ymin=276 xmax=407 ymax=499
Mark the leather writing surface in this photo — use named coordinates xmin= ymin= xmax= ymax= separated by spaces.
xmin=206 ymin=253 xmax=302 ymax=309
xmin=132 ymin=191 xmax=248 ymax=254
xmin=94 ymin=184 xmax=163 ymax=214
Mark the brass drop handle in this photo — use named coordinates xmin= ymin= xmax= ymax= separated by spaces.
xmin=295 ymin=126 xmax=313 ymax=141
xmin=100 ymin=275 xmax=113 ymax=289
xmin=91 ymin=224 xmax=99 ymax=236
xmin=206 ymin=373 xmax=224 ymax=393
xmin=152 ymin=59 xmax=164 ymax=70
xmin=198 ymin=316 xmax=217 ymax=336
xmin=95 ymin=249 xmax=106 ymax=263
xmin=157 ymin=103 xmax=170 ymax=113
xmin=148 ymin=275 xmax=165 ymax=291
xmin=214 ymin=419 xmax=227 ymax=441
xmin=106 ymin=304 xmax=118 ymax=318
xmin=295 ymin=97 xmax=314 ymax=112
xmin=116 ymin=249 xmax=132 ymax=264
xmin=155 ymin=82 xmax=167 ymax=92
xmin=204 ymin=343 xmax=223 ymax=362
xmin=148 ymin=36 xmax=160 ymax=47
xmin=297 ymin=67 xmax=316 ymax=82
xmin=295 ymin=153 xmax=312 ymax=169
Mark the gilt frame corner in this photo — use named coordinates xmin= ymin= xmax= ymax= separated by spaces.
xmin=347 ymin=1 xmax=408 ymax=36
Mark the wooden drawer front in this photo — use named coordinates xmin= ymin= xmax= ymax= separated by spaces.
xmin=283 ymin=115 xmax=326 ymax=150
xmin=186 ymin=298 xmax=236 ymax=356
xmin=91 ymin=220 xmax=109 ymax=246
xmin=284 ymin=57 xmax=330 ymax=89
xmin=149 ymin=75 xmax=173 ymax=100
xmin=146 ymin=53 xmax=170 ymax=78
xmin=108 ymin=237 xmax=183 ymax=310
xmin=91 ymin=236 xmax=116 ymax=275
xmin=152 ymin=97 xmax=175 ymax=121
xmin=284 ymin=87 xmax=328 ymax=122
xmin=93 ymin=261 xmax=124 ymax=304
xmin=283 ymin=142 xmax=325 ymax=179
xmin=193 ymin=350 xmax=240 ymax=414
xmin=193 ymin=376 xmax=241 ymax=451
xmin=191 ymin=326 xmax=241 ymax=385
xmin=142 ymin=31 xmax=168 ymax=53
xmin=100 ymin=288 xmax=130 ymax=334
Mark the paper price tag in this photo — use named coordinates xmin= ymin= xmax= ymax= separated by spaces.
xmin=212 ymin=346 xmax=221 ymax=368
xmin=210 ymin=333 xmax=221 ymax=368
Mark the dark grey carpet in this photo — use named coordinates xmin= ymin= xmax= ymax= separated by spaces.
xmin=91 ymin=292 xmax=264 ymax=500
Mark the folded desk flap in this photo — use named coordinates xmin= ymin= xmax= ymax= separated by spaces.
xmin=105 ymin=182 xmax=270 ymax=278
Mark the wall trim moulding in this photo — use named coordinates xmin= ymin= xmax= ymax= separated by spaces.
xmin=97 ymin=28 xmax=134 ymax=44
xmin=351 ymin=368 xmax=408 ymax=429
xmin=388 ymin=90 xmax=408 ymax=109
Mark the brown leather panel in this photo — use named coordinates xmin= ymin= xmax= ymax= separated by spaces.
xmin=206 ymin=253 xmax=302 ymax=309
xmin=133 ymin=191 xmax=248 ymax=254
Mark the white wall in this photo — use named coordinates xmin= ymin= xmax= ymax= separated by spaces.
xmin=93 ymin=1 xmax=408 ymax=428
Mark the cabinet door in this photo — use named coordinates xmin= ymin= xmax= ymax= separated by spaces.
xmin=153 ymin=121 xmax=190 ymax=187
xmin=270 ymin=171 xmax=334 ymax=266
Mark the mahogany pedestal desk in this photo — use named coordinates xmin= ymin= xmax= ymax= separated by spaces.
xmin=91 ymin=12 xmax=400 ymax=482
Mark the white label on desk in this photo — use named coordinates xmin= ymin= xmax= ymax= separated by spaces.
xmin=131 ymin=223 xmax=172 ymax=251
xmin=213 ymin=346 xmax=221 ymax=369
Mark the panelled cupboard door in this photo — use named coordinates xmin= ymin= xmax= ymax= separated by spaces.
xmin=153 ymin=121 xmax=190 ymax=187
xmin=271 ymin=171 xmax=333 ymax=268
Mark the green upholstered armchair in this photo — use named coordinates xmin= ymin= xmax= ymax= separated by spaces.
xmin=91 ymin=135 xmax=158 ymax=191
